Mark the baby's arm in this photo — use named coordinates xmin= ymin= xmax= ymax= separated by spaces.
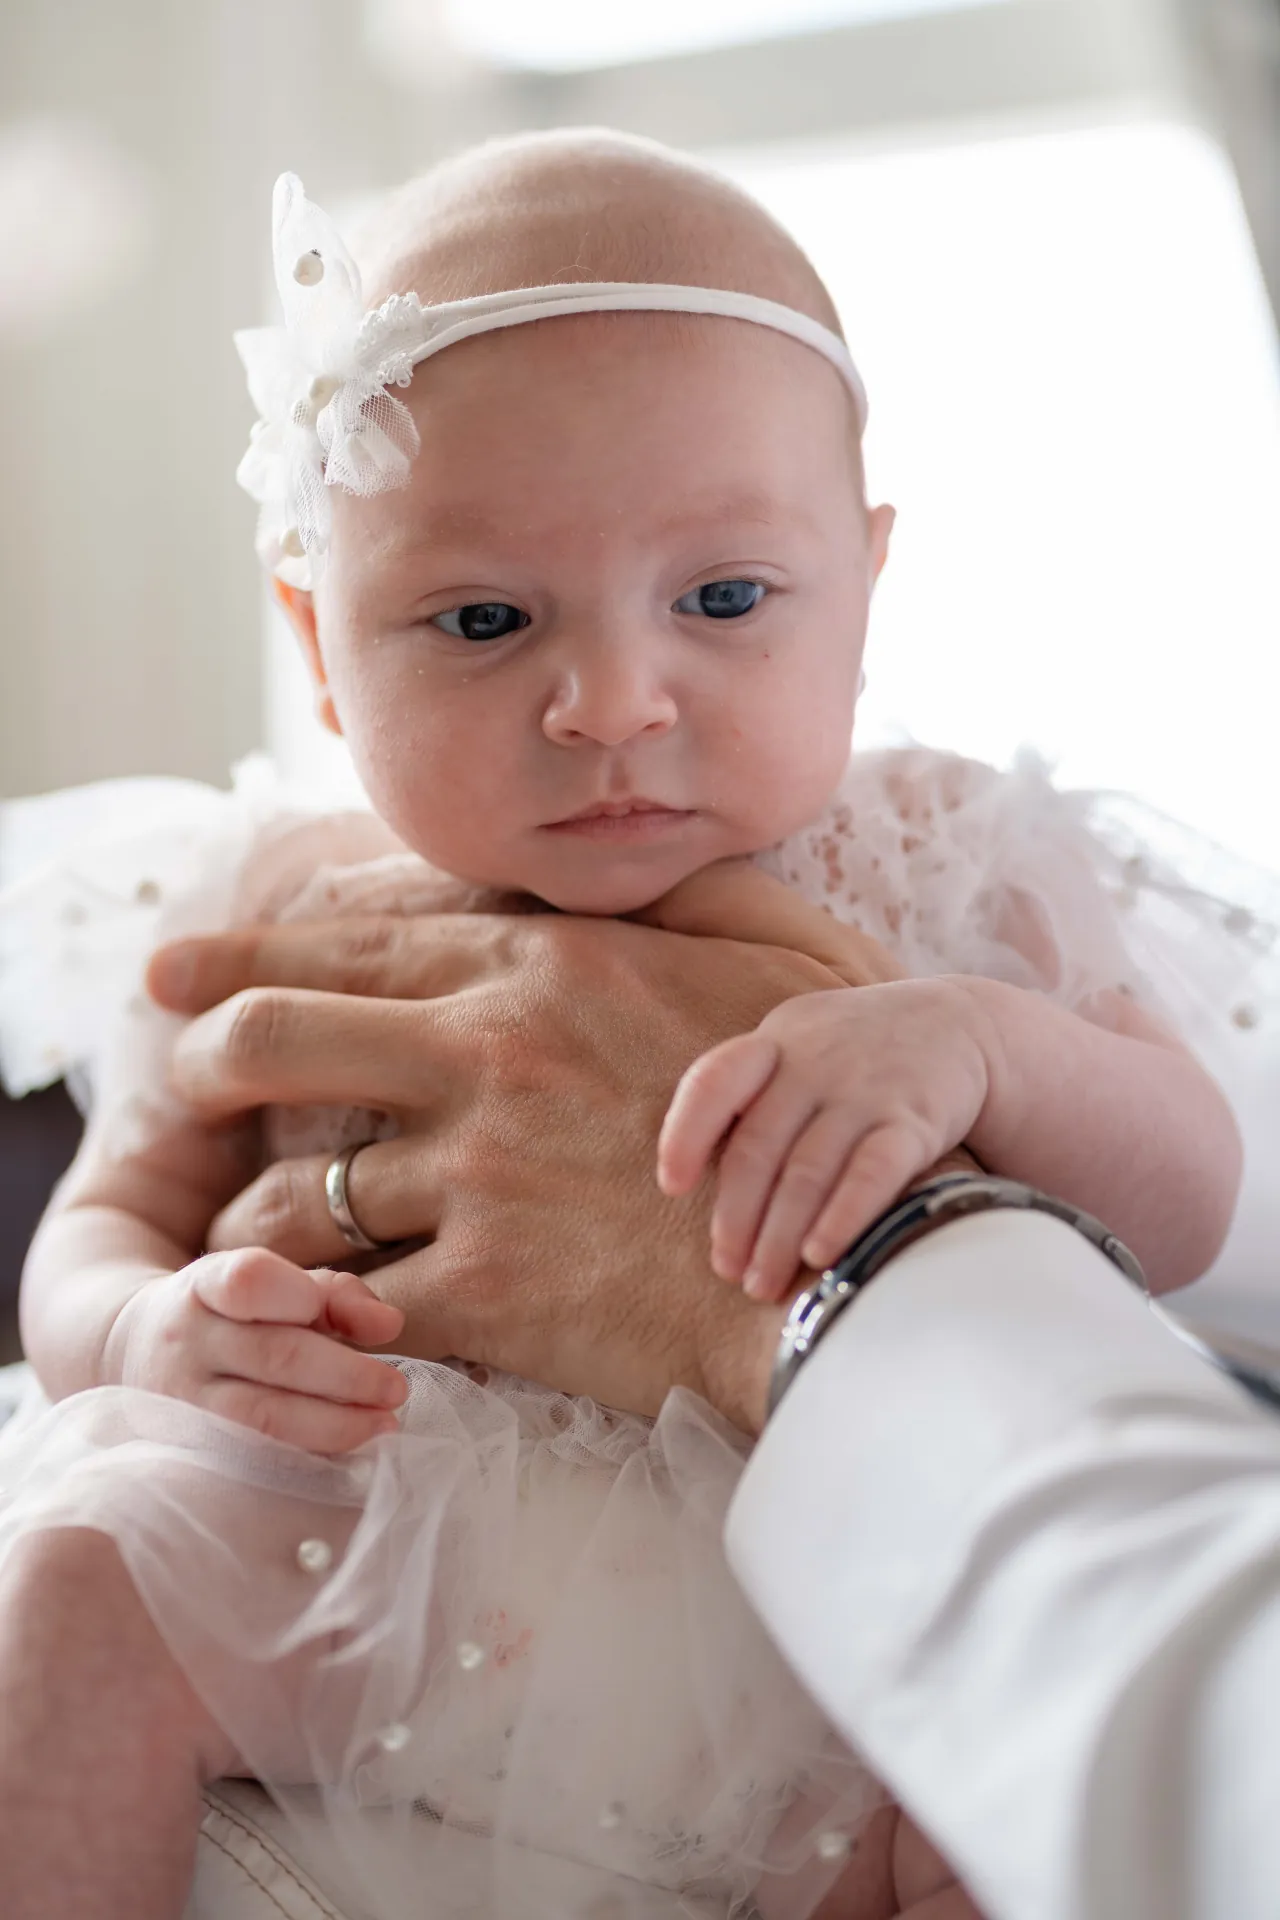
xmin=21 ymin=1098 xmax=406 ymax=1450
xmin=659 ymin=977 xmax=1241 ymax=1302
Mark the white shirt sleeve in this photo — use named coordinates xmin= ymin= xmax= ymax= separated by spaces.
xmin=724 ymin=1210 xmax=1280 ymax=1920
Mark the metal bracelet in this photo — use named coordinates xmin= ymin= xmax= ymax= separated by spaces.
xmin=766 ymin=1173 xmax=1147 ymax=1422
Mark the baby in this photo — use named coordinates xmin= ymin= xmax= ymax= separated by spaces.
xmin=0 ymin=129 xmax=1245 ymax=1920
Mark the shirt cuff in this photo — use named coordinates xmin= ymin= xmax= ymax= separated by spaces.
xmin=725 ymin=1209 xmax=1280 ymax=1920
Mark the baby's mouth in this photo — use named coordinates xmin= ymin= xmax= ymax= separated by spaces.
xmin=542 ymin=799 xmax=697 ymax=841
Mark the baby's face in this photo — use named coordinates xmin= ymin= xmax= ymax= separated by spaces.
xmin=304 ymin=315 xmax=889 ymax=914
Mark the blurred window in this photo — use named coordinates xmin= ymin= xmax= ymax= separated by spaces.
xmin=441 ymin=0 xmax=1007 ymax=71
xmin=720 ymin=121 xmax=1280 ymax=866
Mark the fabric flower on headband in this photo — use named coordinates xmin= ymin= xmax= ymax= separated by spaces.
xmin=235 ymin=173 xmax=871 ymax=590
xmin=234 ymin=173 xmax=428 ymax=589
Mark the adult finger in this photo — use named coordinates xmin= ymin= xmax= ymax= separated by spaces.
xmin=171 ymin=988 xmax=453 ymax=1117
xmin=206 ymin=1141 xmax=447 ymax=1266
xmin=657 ymin=1034 xmax=780 ymax=1198
xmin=147 ymin=914 xmax=532 ymax=1016
xmin=205 ymin=1380 xmax=400 ymax=1455
xmin=308 ymin=1270 xmax=405 ymax=1347
xmin=210 ymin=1320 xmax=407 ymax=1411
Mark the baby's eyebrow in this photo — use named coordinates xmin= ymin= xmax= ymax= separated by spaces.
xmin=652 ymin=492 xmax=787 ymax=536
xmin=380 ymin=491 xmax=800 ymax=572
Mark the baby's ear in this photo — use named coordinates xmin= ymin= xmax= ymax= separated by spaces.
xmin=273 ymin=580 xmax=343 ymax=737
xmin=868 ymin=502 xmax=896 ymax=586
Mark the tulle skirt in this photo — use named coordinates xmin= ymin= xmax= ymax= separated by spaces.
xmin=0 ymin=1361 xmax=878 ymax=1919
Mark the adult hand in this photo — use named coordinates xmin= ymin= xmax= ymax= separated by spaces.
xmin=146 ymin=865 xmax=970 ymax=1433
xmin=148 ymin=898 xmax=845 ymax=1431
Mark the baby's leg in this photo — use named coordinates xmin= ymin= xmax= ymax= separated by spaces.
xmin=0 ymin=1526 xmax=237 ymax=1920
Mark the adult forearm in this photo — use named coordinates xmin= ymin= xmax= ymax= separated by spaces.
xmin=957 ymin=977 xmax=1242 ymax=1292
xmin=726 ymin=1209 xmax=1280 ymax=1920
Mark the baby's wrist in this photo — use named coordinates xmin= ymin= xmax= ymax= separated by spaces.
xmin=97 ymin=1271 xmax=165 ymax=1389
xmin=943 ymin=974 xmax=1031 ymax=1154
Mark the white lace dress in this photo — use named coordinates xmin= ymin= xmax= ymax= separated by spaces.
xmin=0 ymin=747 xmax=1275 ymax=1920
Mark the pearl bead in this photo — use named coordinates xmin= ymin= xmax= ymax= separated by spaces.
xmin=135 ymin=879 xmax=161 ymax=906
xmin=816 ymin=1829 xmax=852 ymax=1863
xmin=376 ymin=1721 xmax=412 ymax=1752
xmin=296 ymin=1538 xmax=332 ymax=1574
xmin=293 ymin=249 xmax=324 ymax=286
xmin=280 ymin=528 xmax=305 ymax=559
xmin=308 ymin=374 xmax=340 ymax=407
xmin=456 ymin=1640 xmax=485 ymax=1672
xmin=597 ymin=1800 xmax=625 ymax=1831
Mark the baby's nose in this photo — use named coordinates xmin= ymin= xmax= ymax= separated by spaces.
xmin=541 ymin=654 xmax=678 ymax=748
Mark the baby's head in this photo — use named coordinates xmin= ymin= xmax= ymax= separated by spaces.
xmin=267 ymin=130 xmax=893 ymax=914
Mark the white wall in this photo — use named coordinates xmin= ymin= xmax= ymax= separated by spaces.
xmin=0 ymin=0 xmax=436 ymax=797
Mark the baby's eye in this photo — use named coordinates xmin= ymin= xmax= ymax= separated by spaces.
xmin=432 ymin=602 xmax=531 ymax=642
xmin=674 ymin=579 xmax=767 ymax=620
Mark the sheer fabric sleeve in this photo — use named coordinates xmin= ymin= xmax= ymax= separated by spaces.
xmin=757 ymin=746 xmax=1280 ymax=1045
xmin=0 ymin=758 xmax=407 ymax=1118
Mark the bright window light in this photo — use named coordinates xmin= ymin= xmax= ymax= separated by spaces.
xmin=441 ymin=0 xmax=1003 ymax=71
xmin=723 ymin=122 xmax=1280 ymax=868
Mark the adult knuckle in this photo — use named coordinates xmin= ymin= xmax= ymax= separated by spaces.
xmin=245 ymin=1160 xmax=312 ymax=1249
xmin=222 ymin=988 xmax=289 ymax=1076
xmin=336 ymin=918 xmax=403 ymax=988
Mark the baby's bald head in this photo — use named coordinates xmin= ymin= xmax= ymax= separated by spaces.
xmin=292 ymin=131 xmax=892 ymax=913
xmin=355 ymin=128 xmax=844 ymax=338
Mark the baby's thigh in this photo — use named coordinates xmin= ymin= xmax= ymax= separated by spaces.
xmin=0 ymin=1526 xmax=240 ymax=1779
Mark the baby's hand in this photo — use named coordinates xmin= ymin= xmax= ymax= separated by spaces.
xmin=658 ymin=981 xmax=992 ymax=1302
xmin=109 ymin=1250 xmax=408 ymax=1453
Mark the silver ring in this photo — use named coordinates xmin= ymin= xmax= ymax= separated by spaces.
xmin=324 ymin=1142 xmax=382 ymax=1252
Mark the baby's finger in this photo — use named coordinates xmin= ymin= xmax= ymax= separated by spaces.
xmin=308 ymin=1270 xmax=406 ymax=1347
xmin=206 ymin=1379 xmax=400 ymax=1455
xmin=658 ymin=1034 xmax=780 ymax=1198
xmin=801 ymin=1122 xmax=929 ymax=1273
xmin=213 ymin=1318 xmax=408 ymax=1410
xmin=741 ymin=1107 xmax=864 ymax=1302
xmin=710 ymin=1076 xmax=819 ymax=1282
xmin=193 ymin=1249 xmax=328 ymax=1326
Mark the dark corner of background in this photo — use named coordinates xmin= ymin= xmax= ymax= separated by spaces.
xmin=0 ymin=1084 xmax=82 ymax=1364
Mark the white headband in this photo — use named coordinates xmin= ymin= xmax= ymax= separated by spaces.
xmin=236 ymin=172 xmax=868 ymax=589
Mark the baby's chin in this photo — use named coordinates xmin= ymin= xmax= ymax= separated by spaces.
xmin=514 ymin=850 xmax=723 ymax=919
xmin=527 ymin=876 xmax=689 ymax=918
